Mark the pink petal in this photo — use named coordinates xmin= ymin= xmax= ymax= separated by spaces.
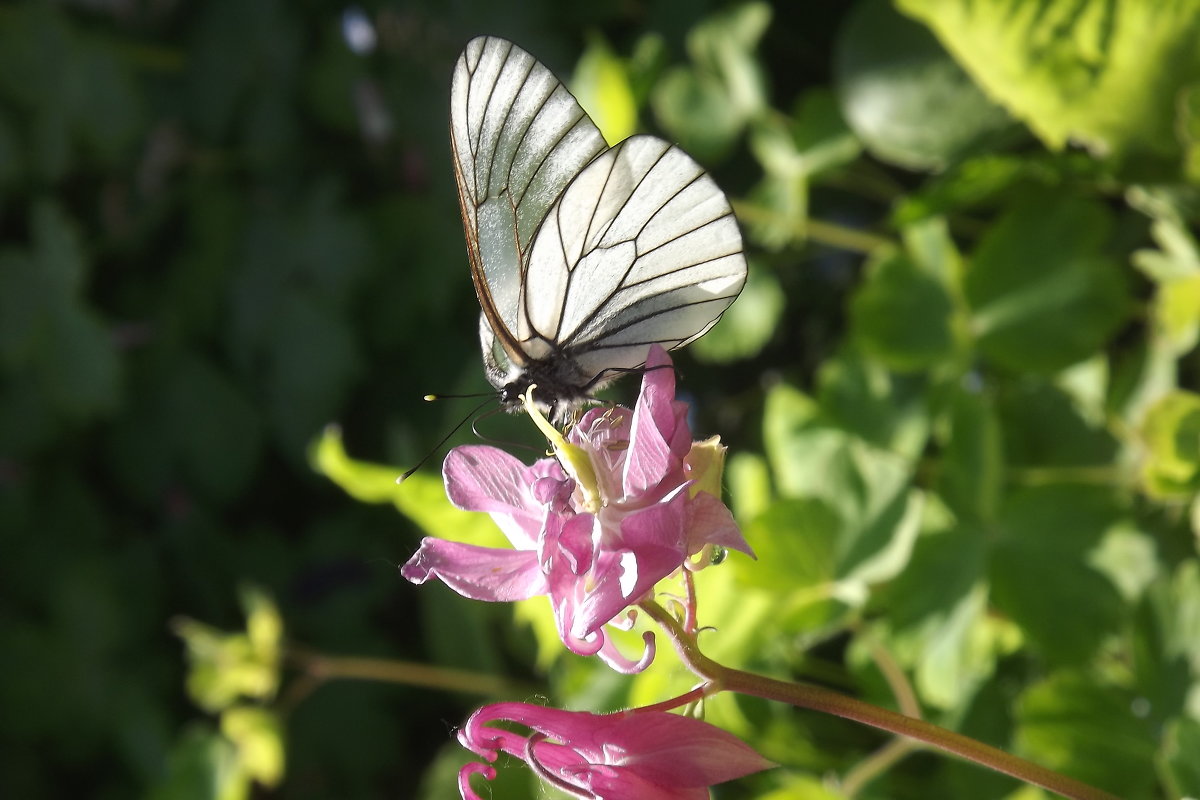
xmin=574 ymin=493 xmax=690 ymax=635
xmin=401 ymin=538 xmax=546 ymax=601
xmin=443 ymin=446 xmax=544 ymax=547
xmin=687 ymin=492 xmax=755 ymax=557
xmin=596 ymin=631 xmax=657 ymax=674
xmin=599 ymin=712 xmax=775 ymax=787
xmin=461 ymin=703 xmax=773 ymax=797
xmin=624 ymin=347 xmax=684 ymax=498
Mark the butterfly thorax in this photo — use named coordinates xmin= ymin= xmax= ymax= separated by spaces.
xmin=495 ymin=358 xmax=598 ymax=424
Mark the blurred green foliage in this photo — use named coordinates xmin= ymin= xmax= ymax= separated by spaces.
xmin=3 ymin=1 xmax=1200 ymax=798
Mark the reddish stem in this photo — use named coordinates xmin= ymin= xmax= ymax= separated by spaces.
xmin=639 ymin=599 xmax=1120 ymax=800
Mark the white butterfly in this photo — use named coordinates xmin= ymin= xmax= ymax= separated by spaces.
xmin=450 ymin=36 xmax=746 ymax=420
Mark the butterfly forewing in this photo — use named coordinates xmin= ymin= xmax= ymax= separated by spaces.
xmin=450 ymin=36 xmax=607 ymax=366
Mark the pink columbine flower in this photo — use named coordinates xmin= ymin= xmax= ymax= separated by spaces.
xmin=457 ymin=701 xmax=774 ymax=800
xmin=401 ymin=346 xmax=753 ymax=670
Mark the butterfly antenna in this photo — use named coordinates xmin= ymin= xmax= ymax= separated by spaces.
xmin=421 ymin=390 xmax=496 ymax=401
xmin=470 ymin=406 xmax=544 ymax=456
xmin=469 ymin=405 xmax=504 ymax=438
xmin=398 ymin=395 xmax=496 ymax=482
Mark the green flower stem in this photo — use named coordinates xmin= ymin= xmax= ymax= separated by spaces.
xmin=862 ymin=632 xmax=922 ymax=718
xmin=730 ymin=199 xmax=893 ymax=254
xmin=840 ymin=737 xmax=923 ymax=798
xmin=640 ymin=599 xmax=1120 ymax=800
xmin=1008 ymin=465 xmax=1125 ymax=487
xmin=286 ymin=647 xmax=536 ymax=697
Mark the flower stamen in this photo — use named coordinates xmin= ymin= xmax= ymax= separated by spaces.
xmin=523 ymin=385 xmax=603 ymax=512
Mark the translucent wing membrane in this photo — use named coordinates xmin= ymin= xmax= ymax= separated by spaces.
xmin=522 ymin=136 xmax=745 ymax=383
xmin=450 ymin=36 xmax=746 ymax=408
xmin=450 ymin=36 xmax=606 ymax=365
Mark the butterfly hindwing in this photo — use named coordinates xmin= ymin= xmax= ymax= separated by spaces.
xmin=522 ymin=135 xmax=746 ymax=384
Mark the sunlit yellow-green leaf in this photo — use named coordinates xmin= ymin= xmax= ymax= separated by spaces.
xmin=221 ymin=706 xmax=285 ymax=787
xmin=572 ymin=35 xmax=637 ymax=146
xmin=1141 ymin=390 xmax=1200 ymax=498
xmin=757 ymin=773 xmax=848 ymax=800
xmin=310 ymin=425 xmax=501 ymax=546
xmin=240 ymin=586 xmax=281 ymax=672
xmin=898 ymin=0 xmax=1200 ymax=170
xmin=174 ymin=590 xmax=280 ymax=712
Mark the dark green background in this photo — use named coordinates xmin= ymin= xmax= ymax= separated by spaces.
xmin=4 ymin=1 xmax=1200 ymax=798
xmin=0 ymin=2 xmax=847 ymax=797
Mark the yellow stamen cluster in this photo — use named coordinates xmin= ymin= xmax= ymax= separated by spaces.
xmin=523 ymin=386 xmax=603 ymax=513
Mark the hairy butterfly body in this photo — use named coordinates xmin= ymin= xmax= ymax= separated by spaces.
xmin=451 ymin=36 xmax=746 ymax=421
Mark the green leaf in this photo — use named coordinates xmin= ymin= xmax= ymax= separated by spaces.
xmin=690 ymin=261 xmax=784 ymax=362
xmin=763 ymin=383 xmax=922 ymax=595
xmin=240 ymin=587 xmax=282 ymax=672
xmin=37 ymin=303 xmax=121 ymax=419
xmin=872 ymin=498 xmax=1008 ymax=710
xmin=683 ymin=1 xmax=771 ymax=118
xmin=892 ymin=154 xmax=1030 ymax=226
xmin=0 ymin=251 xmax=41 ymax=366
xmin=892 ymin=151 xmax=1103 ymax=226
xmin=850 ymin=216 xmax=969 ymax=371
xmin=1141 ymin=390 xmax=1200 ymax=498
xmin=936 ymin=386 xmax=1004 ymax=523
xmin=220 ymin=707 xmax=284 ymax=788
xmin=1129 ymin=560 xmax=1197 ymax=732
xmin=1 ymin=201 xmax=122 ymax=420
xmin=758 ymin=775 xmax=848 ymax=800
xmin=652 ymin=68 xmax=743 ymax=163
xmin=850 ymin=248 xmax=958 ymax=371
xmin=1133 ymin=215 xmax=1200 ymax=354
xmin=261 ymin=295 xmax=362 ymax=457
xmin=1156 ymin=274 xmax=1200 ymax=355
xmin=897 ymin=0 xmax=1200 ymax=171
xmin=735 ymin=497 xmax=852 ymax=635
xmin=966 ymin=192 xmax=1131 ymax=373
xmin=743 ymin=90 xmax=859 ymax=249
xmin=1110 ymin=334 xmax=1180 ymax=433
xmin=1181 ymin=84 xmax=1200 ymax=183
xmin=742 ymin=498 xmax=839 ymax=595
xmin=989 ymin=485 xmax=1126 ymax=666
xmin=834 ymin=0 xmax=1016 ymax=170
xmin=651 ymin=2 xmax=771 ymax=162
xmin=148 ymin=725 xmax=246 ymax=800
xmin=161 ymin=356 xmax=263 ymax=504
xmin=997 ymin=378 xmax=1119 ymax=469
xmin=173 ymin=589 xmax=280 ymax=713
xmin=1161 ymin=716 xmax=1200 ymax=798
xmin=0 ymin=107 xmax=22 ymax=190
xmin=726 ymin=451 xmax=772 ymax=524
xmin=1162 ymin=560 xmax=1200 ymax=668
xmin=815 ymin=348 xmax=931 ymax=461
xmin=1015 ymin=671 xmax=1158 ymax=798
xmin=0 ymin=5 xmax=142 ymax=175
